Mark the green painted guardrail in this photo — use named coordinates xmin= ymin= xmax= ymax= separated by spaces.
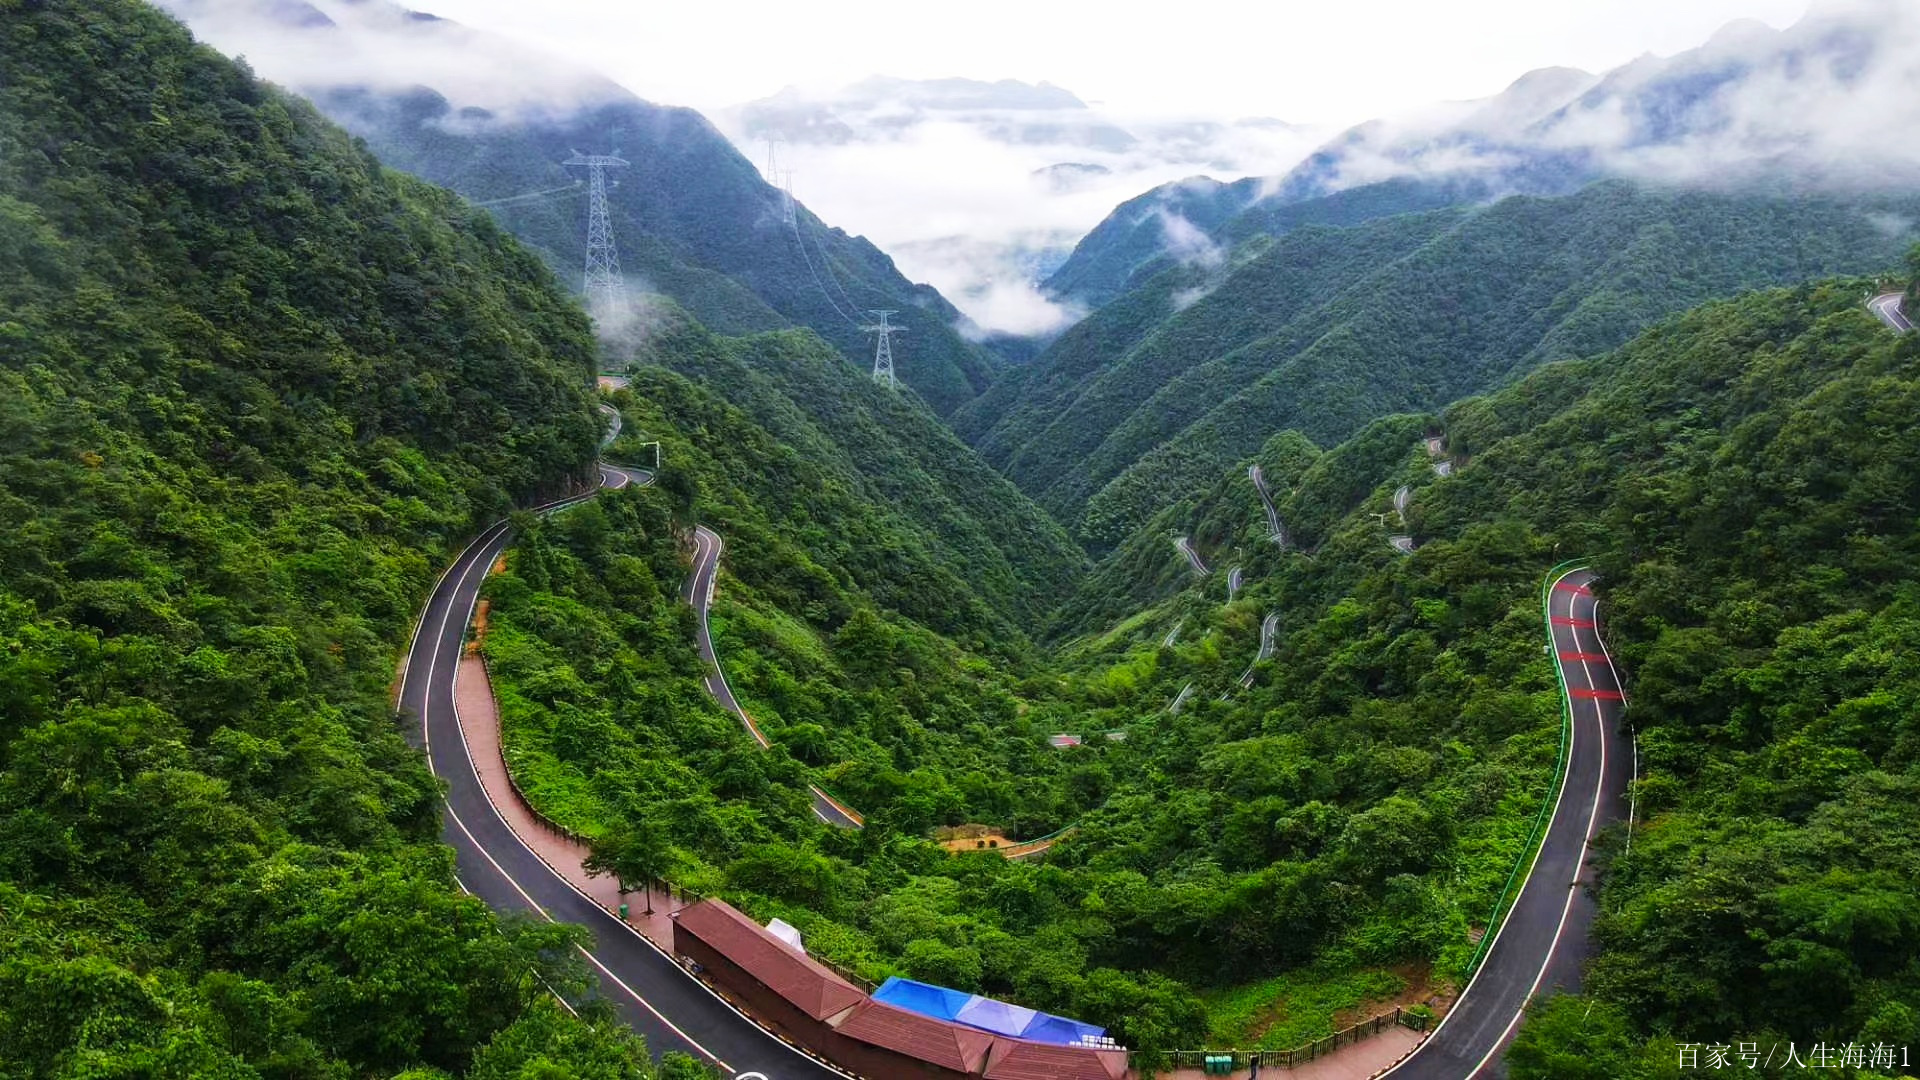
xmin=1460 ymin=558 xmax=1589 ymax=979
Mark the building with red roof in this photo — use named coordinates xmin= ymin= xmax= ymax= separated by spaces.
xmin=827 ymin=999 xmax=997 ymax=1080
xmin=672 ymin=898 xmax=1129 ymax=1080
xmin=983 ymin=1039 xmax=1130 ymax=1080
xmin=672 ymin=898 xmax=866 ymax=1046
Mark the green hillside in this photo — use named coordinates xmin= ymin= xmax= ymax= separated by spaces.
xmin=1037 ymin=175 xmax=1260 ymax=310
xmin=970 ymin=207 xmax=1464 ymax=505
xmin=481 ymin=187 xmax=1920 ymax=1062
xmin=981 ymin=180 xmax=1920 ymax=548
xmin=1038 ymin=172 xmax=1495 ymax=313
xmin=1043 ymin=274 xmax=1920 ymax=1061
xmin=630 ymin=316 xmax=1087 ymax=636
xmin=319 ymin=85 xmax=1004 ymax=416
xmin=0 ymin=2 xmax=684 ymax=1074
xmin=482 ymin=365 xmax=1155 ymax=1031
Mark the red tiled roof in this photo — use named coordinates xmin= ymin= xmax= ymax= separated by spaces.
xmin=674 ymin=900 xmax=866 ymax=1021
xmin=983 ymin=1040 xmax=1129 ymax=1080
xmin=832 ymin=1000 xmax=998 ymax=1074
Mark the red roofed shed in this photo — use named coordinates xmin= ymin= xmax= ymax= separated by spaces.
xmin=825 ymin=999 xmax=997 ymax=1080
xmin=983 ymin=1039 xmax=1130 ymax=1080
xmin=672 ymin=899 xmax=866 ymax=1046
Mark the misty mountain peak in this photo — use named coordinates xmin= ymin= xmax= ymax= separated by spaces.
xmin=165 ymin=0 xmax=631 ymax=117
xmin=838 ymin=76 xmax=1091 ymax=112
xmin=1704 ymin=16 xmax=1782 ymax=53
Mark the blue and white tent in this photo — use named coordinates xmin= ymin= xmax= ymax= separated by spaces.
xmin=871 ymin=977 xmax=1107 ymax=1047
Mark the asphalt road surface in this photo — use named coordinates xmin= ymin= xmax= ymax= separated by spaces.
xmin=1870 ymin=292 xmax=1915 ymax=332
xmin=684 ymin=525 xmax=863 ymax=830
xmin=398 ymin=472 xmax=848 ymax=1080
xmin=1250 ymin=463 xmax=1288 ymax=546
xmin=1176 ymin=535 xmax=1211 ymax=575
xmin=1381 ymin=567 xmax=1630 ymax=1079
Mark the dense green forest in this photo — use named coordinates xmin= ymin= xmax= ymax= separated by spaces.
xmin=625 ymin=314 xmax=1087 ymax=637
xmin=10 ymin=0 xmax=1920 ymax=1074
xmin=0 ymin=2 xmax=707 ymax=1075
xmin=490 ymin=270 xmax=1920 ymax=1067
xmin=1033 ymin=172 xmax=1494 ymax=313
xmin=315 ymin=81 xmax=1005 ymax=415
xmin=973 ymin=180 xmax=1920 ymax=550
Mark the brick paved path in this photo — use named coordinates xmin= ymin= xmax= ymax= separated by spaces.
xmin=1161 ymin=1025 xmax=1424 ymax=1080
xmin=453 ymin=654 xmax=688 ymax=944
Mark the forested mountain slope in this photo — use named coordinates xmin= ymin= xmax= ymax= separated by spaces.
xmin=960 ymin=205 xmax=1464 ymax=479
xmin=478 ymin=365 xmax=1164 ymax=1038
xmin=1030 ymin=272 xmax=1920 ymax=1063
xmin=163 ymin=0 xmax=1005 ymax=415
xmin=326 ymin=86 xmax=1004 ymax=415
xmin=486 ymin=247 xmax=1920 ymax=1064
xmin=978 ymin=180 xmax=1920 ymax=547
xmin=630 ymin=315 xmax=1086 ymax=638
xmin=0 ymin=2 xmax=681 ymax=1074
xmin=1035 ymin=173 xmax=1502 ymax=315
xmin=1047 ymin=3 xmax=1918 ymax=316
xmin=1430 ymin=280 xmax=1920 ymax=1074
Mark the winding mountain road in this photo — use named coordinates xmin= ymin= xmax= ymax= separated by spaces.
xmin=402 ymin=401 xmax=1631 ymax=1079
xmin=1870 ymin=291 xmax=1914 ymax=332
xmin=1176 ymin=535 xmax=1211 ymax=576
xmin=398 ymin=467 xmax=849 ymax=1080
xmin=1381 ymin=567 xmax=1630 ymax=1079
xmin=1236 ymin=612 xmax=1279 ymax=689
xmin=1249 ymin=463 xmax=1288 ymax=547
xmin=684 ymin=525 xmax=864 ymax=830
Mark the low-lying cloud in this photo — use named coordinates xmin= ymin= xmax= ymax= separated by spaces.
xmin=1273 ymin=1 xmax=1920 ymax=203
xmin=727 ymin=96 xmax=1321 ymax=337
xmin=158 ymin=0 xmax=626 ymax=119
xmin=1154 ymin=209 xmax=1225 ymax=270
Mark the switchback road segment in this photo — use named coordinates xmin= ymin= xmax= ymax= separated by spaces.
xmin=398 ymin=469 xmax=849 ymax=1080
xmin=1381 ymin=566 xmax=1630 ymax=1079
xmin=683 ymin=525 xmax=864 ymax=830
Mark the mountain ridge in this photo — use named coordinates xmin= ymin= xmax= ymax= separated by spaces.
xmin=163 ymin=0 xmax=1010 ymax=414
xmin=987 ymin=180 xmax=1920 ymax=547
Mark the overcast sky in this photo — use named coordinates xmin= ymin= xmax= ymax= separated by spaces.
xmin=415 ymin=0 xmax=1813 ymax=123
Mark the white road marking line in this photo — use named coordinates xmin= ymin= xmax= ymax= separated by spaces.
xmin=414 ymin=492 xmax=860 ymax=1080
xmin=444 ymin=803 xmax=728 ymax=1069
xmin=1379 ymin=565 xmax=1594 ymax=1078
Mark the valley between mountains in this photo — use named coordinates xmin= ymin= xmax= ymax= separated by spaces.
xmin=6 ymin=2 xmax=1920 ymax=1079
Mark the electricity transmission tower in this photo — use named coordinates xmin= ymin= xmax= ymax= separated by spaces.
xmin=862 ymin=310 xmax=903 ymax=389
xmin=764 ymin=140 xmax=796 ymax=225
xmin=563 ymin=149 xmax=630 ymax=324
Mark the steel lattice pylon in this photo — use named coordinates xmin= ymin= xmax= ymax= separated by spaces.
xmin=563 ymin=150 xmax=630 ymax=325
xmin=862 ymin=310 xmax=902 ymax=389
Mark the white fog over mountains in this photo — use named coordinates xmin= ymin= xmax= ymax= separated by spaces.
xmin=161 ymin=0 xmax=1920 ymax=339
xmin=723 ymin=78 xmax=1325 ymax=337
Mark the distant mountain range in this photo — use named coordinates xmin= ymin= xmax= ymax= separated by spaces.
xmin=160 ymin=0 xmax=1007 ymax=415
xmin=731 ymin=76 xmax=1302 ymax=165
xmin=968 ymin=180 xmax=1920 ymax=548
xmin=1046 ymin=0 xmax=1920 ymax=311
xmin=719 ymin=76 xmax=1320 ymax=339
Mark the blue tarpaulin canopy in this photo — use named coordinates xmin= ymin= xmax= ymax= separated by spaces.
xmin=954 ymin=996 xmax=1038 ymax=1037
xmin=1019 ymin=1013 xmax=1106 ymax=1046
xmin=872 ymin=977 xmax=974 ymax=1021
xmin=871 ymin=977 xmax=1106 ymax=1046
